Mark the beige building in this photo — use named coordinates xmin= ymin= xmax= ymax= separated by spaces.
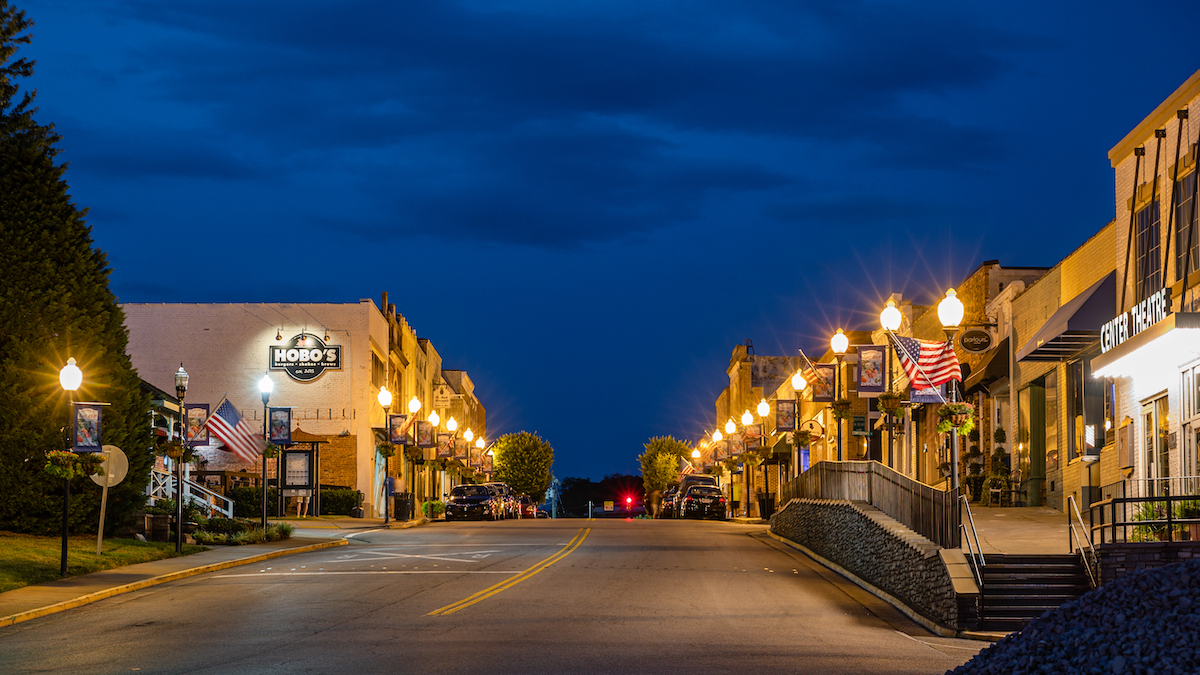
xmin=123 ymin=294 xmax=486 ymax=517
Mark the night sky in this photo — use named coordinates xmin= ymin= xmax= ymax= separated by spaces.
xmin=16 ymin=0 xmax=1200 ymax=479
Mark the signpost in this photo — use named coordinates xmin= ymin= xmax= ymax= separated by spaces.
xmin=90 ymin=445 xmax=128 ymax=554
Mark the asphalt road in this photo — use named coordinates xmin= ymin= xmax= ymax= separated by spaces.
xmin=0 ymin=518 xmax=984 ymax=674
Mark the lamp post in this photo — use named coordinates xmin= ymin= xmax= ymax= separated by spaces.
xmin=831 ymin=328 xmax=849 ymax=461
xmin=938 ymin=288 xmax=965 ymax=495
xmin=407 ymin=396 xmax=421 ymax=501
xmin=880 ymin=300 xmax=903 ymax=470
xmin=58 ymin=358 xmax=82 ymax=577
xmin=378 ymin=386 xmax=392 ymax=523
xmin=174 ymin=364 xmax=189 ymax=553
xmin=258 ymin=374 xmax=273 ymax=529
xmin=791 ymin=370 xmax=807 ymax=476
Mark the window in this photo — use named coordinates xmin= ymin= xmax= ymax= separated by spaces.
xmin=1045 ymin=371 xmax=1059 ymax=471
xmin=1068 ymin=360 xmax=1105 ymax=461
xmin=1176 ymin=171 xmax=1199 ymax=280
xmin=1136 ymin=200 xmax=1162 ymax=301
xmin=371 ymin=352 xmax=385 ymax=389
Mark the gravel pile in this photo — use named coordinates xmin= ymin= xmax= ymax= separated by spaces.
xmin=946 ymin=558 xmax=1200 ymax=675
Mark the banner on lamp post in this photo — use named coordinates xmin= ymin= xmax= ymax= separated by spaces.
xmin=857 ymin=345 xmax=885 ymax=395
xmin=715 ymin=440 xmax=729 ymax=460
xmin=454 ymin=440 xmax=468 ymax=460
xmin=388 ymin=414 xmax=409 ymax=445
xmin=185 ymin=404 xmax=209 ymax=447
xmin=812 ymin=364 xmax=836 ymax=403
xmin=482 ymin=453 xmax=493 ymax=473
xmin=415 ymin=421 xmax=435 ymax=448
xmin=74 ymin=403 xmax=103 ymax=452
xmin=775 ymin=400 xmax=796 ymax=432
xmin=268 ymin=407 xmax=292 ymax=445
xmin=436 ymin=433 xmax=454 ymax=459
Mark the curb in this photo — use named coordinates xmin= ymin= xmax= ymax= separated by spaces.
xmin=0 ymin=538 xmax=347 ymax=629
xmin=765 ymin=530 xmax=967 ymax=640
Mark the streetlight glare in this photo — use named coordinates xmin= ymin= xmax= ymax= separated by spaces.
xmin=791 ymin=371 xmax=807 ymax=391
xmin=757 ymin=398 xmax=770 ymax=417
xmin=880 ymin=299 xmax=903 ymax=331
xmin=446 ymin=416 xmax=458 ymax=432
xmin=59 ymin=358 xmax=82 ymax=391
xmin=712 ymin=429 xmax=723 ymax=443
xmin=475 ymin=437 xmax=485 ymax=449
xmin=938 ymin=288 xmax=965 ymax=328
xmin=464 ymin=428 xmax=474 ymax=442
xmin=258 ymin=374 xmax=273 ymax=394
xmin=740 ymin=409 xmax=753 ymax=426
xmin=724 ymin=418 xmax=736 ymax=435
xmin=691 ymin=448 xmax=701 ymax=459
xmin=408 ymin=396 xmax=422 ymax=414
xmin=831 ymin=328 xmax=849 ymax=355
xmin=429 ymin=410 xmax=440 ymax=428
xmin=377 ymin=386 xmax=392 ymax=408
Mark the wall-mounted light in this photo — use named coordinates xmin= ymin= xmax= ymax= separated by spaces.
xmin=276 ymin=328 xmax=282 ymax=341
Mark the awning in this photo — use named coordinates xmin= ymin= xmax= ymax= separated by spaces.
xmin=1016 ymin=272 xmax=1116 ymax=362
xmin=963 ymin=337 xmax=1010 ymax=394
xmin=1091 ymin=312 xmax=1200 ymax=378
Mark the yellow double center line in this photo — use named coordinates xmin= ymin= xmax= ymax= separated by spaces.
xmin=428 ymin=528 xmax=590 ymax=616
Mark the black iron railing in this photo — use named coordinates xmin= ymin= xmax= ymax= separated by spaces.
xmin=1086 ymin=493 xmax=1200 ymax=544
xmin=779 ymin=460 xmax=960 ymax=549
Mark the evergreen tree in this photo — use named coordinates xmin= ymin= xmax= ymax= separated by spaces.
xmin=0 ymin=1 xmax=152 ymax=534
xmin=491 ymin=431 xmax=554 ymax=500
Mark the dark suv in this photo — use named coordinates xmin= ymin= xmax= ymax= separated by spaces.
xmin=445 ymin=484 xmax=501 ymax=521
xmin=678 ymin=485 xmax=727 ymax=520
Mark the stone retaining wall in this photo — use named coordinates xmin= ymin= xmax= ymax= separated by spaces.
xmin=770 ymin=498 xmax=963 ymax=628
xmin=1099 ymin=541 xmax=1200 ymax=584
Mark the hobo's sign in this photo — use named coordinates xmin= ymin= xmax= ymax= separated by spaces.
xmin=270 ymin=334 xmax=342 ymax=382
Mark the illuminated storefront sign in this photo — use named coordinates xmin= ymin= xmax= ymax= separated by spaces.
xmin=269 ymin=334 xmax=342 ymax=382
xmin=1100 ymin=287 xmax=1171 ymax=354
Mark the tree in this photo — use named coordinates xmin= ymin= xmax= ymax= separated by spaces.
xmin=491 ymin=431 xmax=554 ymax=500
xmin=638 ymin=435 xmax=690 ymax=495
xmin=0 ymin=1 xmax=152 ymax=534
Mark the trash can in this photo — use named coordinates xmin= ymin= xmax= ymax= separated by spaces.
xmin=393 ymin=492 xmax=414 ymax=521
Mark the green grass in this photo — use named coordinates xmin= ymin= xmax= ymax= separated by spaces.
xmin=0 ymin=532 xmax=207 ymax=593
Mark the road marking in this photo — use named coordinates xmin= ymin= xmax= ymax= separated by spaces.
xmin=214 ymin=570 xmax=524 ymax=578
xmin=427 ymin=528 xmax=590 ymax=616
xmin=323 ymin=549 xmax=500 ymax=563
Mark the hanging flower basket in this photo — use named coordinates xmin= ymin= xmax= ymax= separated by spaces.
xmin=158 ymin=440 xmax=197 ymax=464
xmin=44 ymin=450 xmax=104 ymax=480
xmin=877 ymin=391 xmax=903 ymax=415
xmin=936 ymin=402 xmax=976 ymax=436
xmin=376 ymin=442 xmax=396 ymax=459
xmin=404 ymin=445 xmax=422 ymax=462
xmin=263 ymin=443 xmax=282 ymax=459
xmin=794 ymin=430 xmax=813 ymax=448
xmin=831 ymin=398 xmax=853 ymax=421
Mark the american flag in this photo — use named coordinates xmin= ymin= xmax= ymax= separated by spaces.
xmin=893 ymin=335 xmax=961 ymax=389
xmin=679 ymin=455 xmax=694 ymax=476
xmin=205 ymin=397 xmax=265 ymax=464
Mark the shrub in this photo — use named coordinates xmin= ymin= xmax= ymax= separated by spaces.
xmin=321 ymin=489 xmax=361 ymax=515
xmin=423 ymin=501 xmax=445 ymax=518
xmin=203 ymin=517 xmax=251 ymax=535
xmin=229 ymin=487 xmax=280 ymax=518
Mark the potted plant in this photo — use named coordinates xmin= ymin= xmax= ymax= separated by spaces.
xmin=44 ymin=450 xmax=104 ymax=480
xmin=263 ymin=443 xmax=282 ymax=459
xmin=831 ymin=398 xmax=853 ymax=421
xmin=404 ymin=445 xmax=423 ymax=462
xmin=1131 ymin=502 xmax=1171 ymax=541
xmin=936 ymin=402 xmax=975 ymax=435
xmin=376 ymin=442 xmax=395 ymax=459
xmin=794 ymin=430 xmax=813 ymax=448
xmin=877 ymin=391 xmax=903 ymax=415
xmin=1176 ymin=499 xmax=1200 ymax=541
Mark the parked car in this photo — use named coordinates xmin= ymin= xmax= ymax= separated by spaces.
xmin=677 ymin=485 xmax=727 ymax=520
xmin=659 ymin=486 xmax=680 ymax=519
xmin=444 ymin=484 xmax=502 ymax=521
xmin=535 ymin=509 xmax=550 ymax=518
xmin=483 ymin=482 xmax=518 ymax=518
xmin=518 ymin=495 xmax=538 ymax=518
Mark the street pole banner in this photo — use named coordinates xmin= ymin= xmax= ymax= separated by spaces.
xmin=730 ymin=433 xmax=745 ymax=457
xmin=715 ymin=440 xmax=729 ymax=460
xmin=482 ymin=453 xmax=493 ymax=473
xmin=436 ymin=433 xmax=454 ymax=458
xmin=745 ymin=424 xmax=762 ymax=448
xmin=910 ymin=383 xmax=946 ymax=404
xmin=269 ymin=407 xmax=292 ymax=445
xmin=74 ymin=403 xmax=102 ymax=452
xmin=812 ymin=364 xmax=836 ymax=402
xmin=185 ymin=404 xmax=209 ymax=447
xmin=453 ymin=439 xmax=468 ymax=460
xmin=388 ymin=414 xmax=409 ymax=445
xmin=416 ymin=420 xmax=435 ymax=448
xmin=775 ymin=399 xmax=796 ymax=432
xmin=857 ymin=345 xmax=885 ymax=395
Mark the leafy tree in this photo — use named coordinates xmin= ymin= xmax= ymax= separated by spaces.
xmin=492 ymin=431 xmax=554 ymax=500
xmin=0 ymin=1 xmax=152 ymax=534
xmin=638 ymin=435 xmax=690 ymax=495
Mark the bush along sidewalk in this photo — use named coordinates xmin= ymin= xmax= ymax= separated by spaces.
xmin=192 ymin=518 xmax=294 ymax=545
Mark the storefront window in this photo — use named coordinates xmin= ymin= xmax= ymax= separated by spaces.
xmin=1176 ymin=171 xmax=1198 ymax=281
xmin=1068 ymin=359 xmax=1105 ymax=461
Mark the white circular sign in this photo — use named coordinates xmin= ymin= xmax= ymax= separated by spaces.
xmin=90 ymin=445 xmax=128 ymax=487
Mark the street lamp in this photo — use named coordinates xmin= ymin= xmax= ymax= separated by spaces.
xmin=58 ymin=358 xmax=82 ymax=576
xmin=724 ymin=418 xmax=736 ymax=435
xmin=378 ymin=386 xmax=392 ymax=523
xmin=831 ymin=328 xmax=849 ymax=461
xmin=428 ymin=409 xmax=440 ymax=428
xmin=691 ymin=448 xmax=701 ymax=468
xmin=938 ymin=288 xmax=964 ymax=495
xmin=174 ymin=364 xmax=189 ymax=553
xmin=258 ymin=374 xmax=273 ymax=528
xmin=880 ymin=300 xmax=903 ymax=469
xmin=446 ymin=416 xmax=458 ymax=433
xmin=790 ymin=370 xmax=807 ymax=477
xmin=757 ymin=398 xmax=770 ymax=418
xmin=712 ymin=429 xmax=723 ymax=443
xmin=740 ymin=409 xmax=753 ymax=426
xmin=408 ymin=396 xmax=422 ymax=415
xmin=463 ymin=428 xmax=474 ymax=443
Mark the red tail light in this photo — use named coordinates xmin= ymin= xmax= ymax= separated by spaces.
xmin=718 ymin=497 xmax=726 ymax=502
xmin=685 ymin=496 xmax=694 ymax=502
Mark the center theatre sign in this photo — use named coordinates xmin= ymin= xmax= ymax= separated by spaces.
xmin=269 ymin=334 xmax=342 ymax=382
xmin=1100 ymin=287 xmax=1171 ymax=354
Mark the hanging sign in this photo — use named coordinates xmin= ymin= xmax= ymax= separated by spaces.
xmin=269 ymin=333 xmax=342 ymax=382
xmin=960 ymin=329 xmax=993 ymax=354
xmin=433 ymin=384 xmax=453 ymax=409
xmin=812 ymin=364 xmax=836 ymax=403
xmin=436 ymin=433 xmax=455 ymax=459
xmin=415 ymin=421 xmax=435 ymax=448
xmin=714 ymin=440 xmax=729 ymax=460
xmin=74 ymin=403 xmax=103 ymax=452
xmin=852 ymin=415 xmax=871 ymax=437
xmin=454 ymin=440 xmax=468 ymax=460
xmin=1101 ymin=286 xmax=1171 ymax=353
xmin=388 ymin=414 xmax=409 ymax=445
xmin=185 ymin=404 xmax=209 ymax=447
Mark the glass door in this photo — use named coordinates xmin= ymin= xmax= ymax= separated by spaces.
xmin=1142 ymin=397 xmax=1170 ymax=494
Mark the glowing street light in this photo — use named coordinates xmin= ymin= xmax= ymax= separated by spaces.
xmin=725 ymin=418 xmax=736 ymax=435
xmin=377 ymin=386 xmax=392 ymax=409
xmin=880 ymin=299 xmax=902 ymax=332
xmin=463 ymin=428 xmax=474 ymax=442
xmin=407 ymin=396 xmax=422 ymax=414
xmin=757 ymin=398 xmax=770 ymax=417
xmin=428 ymin=409 xmax=440 ymax=428
xmin=712 ymin=429 xmax=723 ymax=443
xmin=741 ymin=409 xmax=754 ymax=426
xmin=60 ymin=357 xmax=82 ymax=391
xmin=939 ymin=288 xmax=966 ymax=495
xmin=58 ymin=359 xmax=82 ymax=576
xmin=830 ymin=329 xmax=849 ymax=461
xmin=446 ymin=416 xmax=458 ymax=433
xmin=258 ymin=374 xmax=273 ymax=528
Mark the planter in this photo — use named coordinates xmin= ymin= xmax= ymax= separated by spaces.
xmin=146 ymin=514 xmax=171 ymax=542
xmin=950 ymin=413 xmax=968 ymax=426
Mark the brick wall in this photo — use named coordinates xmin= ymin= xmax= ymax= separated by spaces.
xmin=1099 ymin=541 xmax=1200 ymax=584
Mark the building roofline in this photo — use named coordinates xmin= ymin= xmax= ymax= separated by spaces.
xmin=1109 ymin=68 xmax=1200 ymax=166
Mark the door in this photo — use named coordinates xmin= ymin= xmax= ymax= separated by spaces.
xmin=1142 ymin=397 xmax=1170 ymax=494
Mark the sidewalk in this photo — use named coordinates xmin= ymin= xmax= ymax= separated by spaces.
xmin=963 ymin=506 xmax=1073 ymax=555
xmin=0 ymin=516 xmax=431 ymax=629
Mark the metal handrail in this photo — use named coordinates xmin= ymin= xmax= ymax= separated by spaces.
xmin=958 ymin=495 xmax=985 ymax=588
xmin=148 ymin=468 xmax=234 ymax=518
xmin=1067 ymin=494 xmax=1099 ymax=588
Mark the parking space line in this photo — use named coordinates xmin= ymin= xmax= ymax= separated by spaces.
xmin=427 ymin=528 xmax=590 ymax=616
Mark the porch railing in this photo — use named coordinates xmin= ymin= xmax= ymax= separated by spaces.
xmin=147 ymin=468 xmax=235 ymax=518
xmin=779 ymin=460 xmax=960 ymax=549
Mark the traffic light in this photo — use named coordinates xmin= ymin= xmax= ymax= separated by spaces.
xmin=626 ymin=497 xmax=632 ymax=505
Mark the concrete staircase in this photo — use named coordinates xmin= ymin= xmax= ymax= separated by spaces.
xmin=978 ymin=553 xmax=1091 ymax=632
